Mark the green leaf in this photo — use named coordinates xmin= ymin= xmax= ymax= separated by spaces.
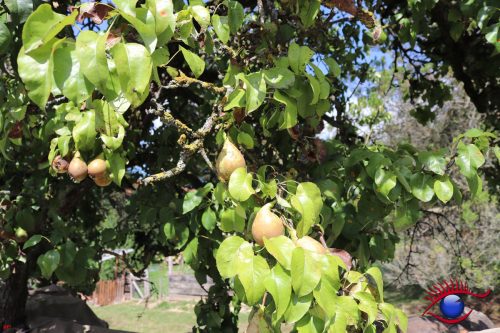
xmin=212 ymin=14 xmax=230 ymax=43
xmin=37 ymin=249 xmax=60 ymax=279
xmin=238 ymin=72 xmax=267 ymax=113
xmin=274 ymin=90 xmax=298 ymax=129
xmin=0 ymin=23 xmax=12 ymax=53
xmin=22 ymin=4 xmax=77 ymax=53
xmin=72 ymin=111 xmax=96 ymax=151
xmin=113 ymin=0 xmax=138 ymax=16
xmin=220 ymin=208 xmax=245 ymax=233
xmin=23 ymin=235 xmax=43 ymax=250
xmin=324 ymin=58 xmax=341 ymax=77
xmin=180 ymin=46 xmax=205 ymax=78
xmin=118 ymin=7 xmax=157 ymax=52
xmin=227 ymin=0 xmax=244 ymax=34
xmin=236 ymin=252 xmax=270 ymax=305
xmin=354 ymin=291 xmax=378 ymax=325
xmin=146 ymin=0 xmax=175 ymax=45
xmin=418 ymin=150 xmax=447 ymax=175
xmin=291 ymin=247 xmax=321 ymax=297
xmin=393 ymin=198 xmax=420 ymax=231
xmin=190 ymin=5 xmax=210 ymax=28
xmin=434 ymin=175 xmax=453 ymax=203
xmin=283 ymin=293 xmax=313 ymax=323
xmin=237 ymin=132 xmax=254 ymax=149
xmin=305 ymin=74 xmax=320 ymax=105
xmin=224 ymin=88 xmax=246 ymax=111
xmin=53 ymin=43 xmax=94 ymax=104
xmin=182 ymin=184 xmax=213 ymax=214
xmin=263 ymin=235 xmax=296 ymax=270
xmin=111 ymin=43 xmax=152 ymax=107
xmin=228 ymin=167 xmax=254 ymax=201
xmin=299 ymin=0 xmax=321 ymax=28
xmin=291 ymin=182 xmax=323 ymax=237
xmin=288 ymin=43 xmax=314 ymax=74
xmin=17 ymin=40 xmax=58 ymax=109
xmin=456 ymin=142 xmax=485 ymax=178
xmin=494 ymin=146 xmax=500 ymax=163
xmin=216 ymin=236 xmax=246 ymax=278
xmin=263 ymin=67 xmax=296 ymax=89
xmin=76 ymin=31 xmax=109 ymax=91
xmin=107 ymin=151 xmax=126 ymax=186
xmin=264 ymin=264 xmax=291 ymax=319
xmin=313 ymin=277 xmax=338 ymax=318
xmin=374 ymin=169 xmax=397 ymax=198
xmin=410 ymin=173 xmax=434 ymax=202
xmin=4 ymin=0 xmax=33 ymax=23
xmin=202 ymin=207 xmax=216 ymax=231
xmin=365 ymin=266 xmax=384 ymax=302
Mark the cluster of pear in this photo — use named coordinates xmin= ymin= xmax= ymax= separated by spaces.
xmin=215 ymin=138 xmax=326 ymax=253
xmin=51 ymin=152 xmax=112 ymax=186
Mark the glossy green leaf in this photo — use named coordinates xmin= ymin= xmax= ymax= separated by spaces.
xmin=201 ymin=207 xmax=216 ymax=231
xmin=354 ymin=291 xmax=377 ymax=325
xmin=113 ymin=0 xmax=138 ymax=16
xmin=456 ymin=141 xmax=485 ymax=178
xmin=393 ymin=198 xmax=420 ymax=231
xmin=494 ymin=146 xmax=500 ymax=163
xmin=180 ymin=46 xmax=205 ymax=78
xmin=291 ymin=247 xmax=321 ymax=297
xmin=228 ymin=167 xmax=254 ymax=201
xmin=263 ymin=235 xmax=296 ymax=270
xmin=22 ymin=4 xmax=77 ymax=53
xmin=5 ymin=0 xmax=33 ymax=23
xmin=53 ymin=43 xmax=94 ymax=104
xmin=299 ymin=0 xmax=321 ymax=28
xmin=224 ymin=88 xmax=246 ymax=111
xmin=410 ymin=173 xmax=434 ymax=202
xmin=37 ymin=249 xmax=60 ymax=279
xmin=190 ymin=5 xmax=210 ymax=28
xmin=288 ymin=43 xmax=314 ymax=74
xmin=264 ymin=264 xmax=292 ymax=318
xmin=434 ymin=175 xmax=453 ymax=203
xmin=76 ymin=31 xmax=109 ymax=90
xmin=263 ymin=67 xmax=296 ymax=89
xmin=291 ymin=182 xmax=323 ymax=237
xmin=216 ymin=236 xmax=246 ymax=278
xmin=227 ymin=0 xmax=244 ymax=34
xmin=365 ymin=266 xmax=384 ymax=302
xmin=313 ymin=277 xmax=338 ymax=318
xmin=147 ymin=0 xmax=175 ymax=45
xmin=236 ymin=252 xmax=270 ymax=305
xmin=182 ymin=184 xmax=213 ymax=214
xmin=374 ymin=169 xmax=397 ymax=198
xmin=418 ymin=150 xmax=447 ymax=175
xmin=238 ymin=72 xmax=267 ymax=113
xmin=118 ymin=8 xmax=157 ymax=52
xmin=212 ymin=14 xmax=230 ymax=43
xmin=106 ymin=151 xmax=126 ymax=186
xmin=274 ymin=90 xmax=298 ymax=129
xmin=283 ymin=293 xmax=313 ymax=323
xmin=220 ymin=208 xmax=245 ymax=232
xmin=111 ymin=43 xmax=152 ymax=107
xmin=72 ymin=110 xmax=96 ymax=151
xmin=325 ymin=57 xmax=341 ymax=77
xmin=0 ymin=23 xmax=12 ymax=53
xmin=23 ymin=235 xmax=43 ymax=250
xmin=17 ymin=40 xmax=58 ymax=109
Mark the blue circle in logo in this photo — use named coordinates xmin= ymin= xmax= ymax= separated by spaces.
xmin=440 ymin=294 xmax=465 ymax=318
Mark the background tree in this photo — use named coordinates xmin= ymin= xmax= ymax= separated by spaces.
xmin=0 ymin=0 xmax=498 ymax=332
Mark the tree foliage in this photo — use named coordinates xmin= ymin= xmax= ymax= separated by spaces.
xmin=0 ymin=0 xmax=499 ymax=331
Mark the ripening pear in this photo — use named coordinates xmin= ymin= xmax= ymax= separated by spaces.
xmin=215 ymin=138 xmax=246 ymax=181
xmin=94 ymin=174 xmax=112 ymax=187
xmin=51 ymin=155 xmax=69 ymax=174
xmin=296 ymin=236 xmax=327 ymax=254
xmin=68 ymin=152 xmax=88 ymax=183
xmin=88 ymin=157 xmax=107 ymax=179
xmin=251 ymin=204 xmax=285 ymax=246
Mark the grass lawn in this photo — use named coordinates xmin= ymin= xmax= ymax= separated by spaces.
xmin=92 ymin=300 xmax=250 ymax=333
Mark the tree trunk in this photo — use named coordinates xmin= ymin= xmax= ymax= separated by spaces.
xmin=0 ymin=260 xmax=28 ymax=329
